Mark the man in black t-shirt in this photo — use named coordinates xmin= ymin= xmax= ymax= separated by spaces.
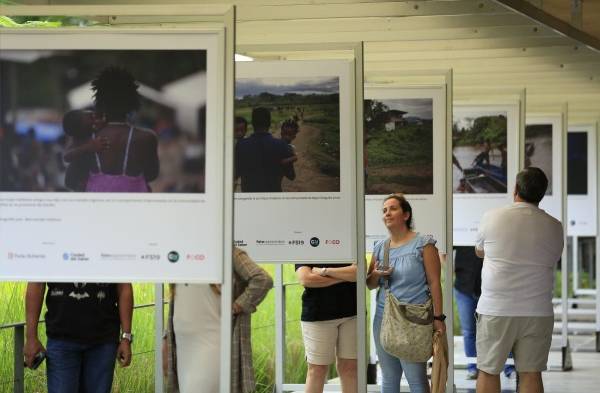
xmin=24 ymin=282 xmax=133 ymax=393
xmin=295 ymin=263 xmax=357 ymax=393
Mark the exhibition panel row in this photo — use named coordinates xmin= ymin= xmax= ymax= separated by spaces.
xmin=0 ymin=29 xmax=597 ymax=283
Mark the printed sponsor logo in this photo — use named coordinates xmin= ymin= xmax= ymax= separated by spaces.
xmin=256 ymin=240 xmax=286 ymax=246
xmin=186 ymin=254 xmax=205 ymax=261
xmin=141 ymin=254 xmax=160 ymax=261
xmin=100 ymin=253 xmax=135 ymax=261
xmin=325 ymin=240 xmax=341 ymax=245
xmin=234 ymin=240 xmax=248 ymax=247
xmin=288 ymin=240 xmax=305 ymax=246
xmin=168 ymin=251 xmax=180 ymax=263
xmin=7 ymin=252 xmax=46 ymax=260
xmin=309 ymin=237 xmax=320 ymax=247
xmin=65 ymin=253 xmax=90 ymax=262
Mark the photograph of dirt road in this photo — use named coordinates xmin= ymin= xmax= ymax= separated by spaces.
xmin=235 ymin=76 xmax=340 ymax=192
xmin=452 ymin=111 xmax=508 ymax=194
xmin=525 ymin=124 xmax=553 ymax=195
xmin=364 ymin=98 xmax=433 ymax=194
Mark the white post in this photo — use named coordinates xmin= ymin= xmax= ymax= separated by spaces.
xmin=274 ymin=265 xmax=285 ymax=393
xmin=220 ymin=7 xmax=236 ymax=393
xmin=561 ymin=104 xmax=570 ymax=367
xmin=573 ymin=236 xmax=579 ymax=293
xmin=353 ymin=41 xmax=367 ymax=393
xmin=445 ymin=69 xmax=456 ymax=393
xmin=154 ymin=284 xmax=164 ymax=393
xmin=595 ymin=120 xmax=600 ymax=352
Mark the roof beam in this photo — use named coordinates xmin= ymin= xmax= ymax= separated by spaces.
xmin=365 ymin=36 xmax=576 ymax=53
xmin=238 ymin=24 xmax=555 ymax=45
xmin=237 ymin=1 xmax=507 ymax=21
xmin=364 ymin=44 xmax=592 ymax=61
xmin=494 ymin=0 xmax=600 ymax=51
xmin=239 ymin=13 xmax=533 ymax=34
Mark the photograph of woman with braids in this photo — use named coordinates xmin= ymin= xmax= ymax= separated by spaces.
xmin=0 ymin=50 xmax=208 ymax=193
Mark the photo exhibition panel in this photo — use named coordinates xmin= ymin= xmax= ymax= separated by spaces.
xmin=567 ymin=124 xmax=597 ymax=237
xmin=453 ymin=104 xmax=520 ymax=246
xmin=0 ymin=30 xmax=227 ymax=282
xmin=234 ymin=60 xmax=357 ymax=262
xmin=525 ymin=115 xmax=563 ymax=221
xmin=364 ymin=87 xmax=447 ymax=253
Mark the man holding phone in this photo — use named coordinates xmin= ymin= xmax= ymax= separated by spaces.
xmin=24 ymin=282 xmax=133 ymax=393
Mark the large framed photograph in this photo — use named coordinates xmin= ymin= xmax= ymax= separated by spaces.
xmin=568 ymin=125 xmax=597 ymax=236
xmin=453 ymin=111 xmax=508 ymax=194
xmin=364 ymin=87 xmax=446 ymax=252
xmin=235 ymin=76 xmax=340 ymax=193
xmin=453 ymin=104 xmax=519 ymax=246
xmin=0 ymin=30 xmax=227 ymax=282
xmin=525 ymin=115 xmax=562 ymax=220
xmin=234 ymin=60 xmax=356 ymax=262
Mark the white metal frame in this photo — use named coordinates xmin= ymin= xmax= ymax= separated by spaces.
xmin=236 ymin=41 xmax=364 ymax=392
xmin=363 ymin=70 xmax=454 ymax=393
xmin=0 ymin=4 xmax=235 ymax=392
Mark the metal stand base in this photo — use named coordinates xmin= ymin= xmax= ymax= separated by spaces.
xmin=561 ymin=341 xmax=573 ymax=371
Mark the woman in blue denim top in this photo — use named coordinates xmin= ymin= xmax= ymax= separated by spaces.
xmin=367 ymin=194 xmax=445 ymax=393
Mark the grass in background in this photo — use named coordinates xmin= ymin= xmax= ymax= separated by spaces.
xmin=1 ymin=263 xmax=552 ymax=392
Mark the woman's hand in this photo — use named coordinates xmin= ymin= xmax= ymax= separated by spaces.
xmin=311 ymin=267 xmax=325 ymax=276
xmin=232 ymin=302 xmax=244 ymax=315
xmin=88 ymin=137 xmax=110 ymax=153
xmin=371 ymin=263 xmax=393 ymax=279
xmin=433 ymin=319 xmax=446 ymax=335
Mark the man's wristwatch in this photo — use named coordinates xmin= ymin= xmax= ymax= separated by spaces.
xmin=121 ymin=332 xmax=133 ymax=343
xmin=433 ymin=314 xmax=446 ymax=322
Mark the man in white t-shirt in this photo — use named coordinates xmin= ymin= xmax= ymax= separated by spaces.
xmin=474 ymin=167 xmax=564 ymax=393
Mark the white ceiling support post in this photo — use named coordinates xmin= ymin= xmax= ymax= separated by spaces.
xmin=221 ymin=6 xmax=236 ymax=393
xmin=561 ymin=103 xmax=573 ymax=371
xmin=445 ymin=69 xmax=456 ymax=393
xmin=353 ymin=41 xmax=367 ymax=393
xmin=596 ymin=119 xmax=600 ymax=352
xmin=154 ymin=284 xmax=164 ymax=393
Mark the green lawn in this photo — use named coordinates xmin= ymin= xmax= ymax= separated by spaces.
xmin=1 ymin=264 xmax=472 ymax=393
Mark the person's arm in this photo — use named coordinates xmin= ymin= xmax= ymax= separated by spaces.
xmin=24 ymin=283 xmax=46 ymax=367
xmin=232 ymin=250 xmax=273 ymax=314
xmin=116 ymin=283 xmax=133 ymax=367
xmin=281 ymin=155 xmax=298 ymax=165
xmin=63 ymin=138 xmax=108 ymax=163
xmin=475 ymin=213 xmax=487 ymax=258
xmin=423 ymin=244 xmax=445 ymax=334
xmin=366 ymin=253 xmax=392 ymax=290
xmin=296 ymin=266 xmax=343 ymax=288
xmin=312 ymin=264 xmax=357 ymax=282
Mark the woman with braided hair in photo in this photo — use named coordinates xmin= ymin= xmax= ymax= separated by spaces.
xmin=83 ymin=66 xmax=159 ymax=192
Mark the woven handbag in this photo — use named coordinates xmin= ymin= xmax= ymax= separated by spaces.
xmin=379 ymin=238 xmax=434 ymax=362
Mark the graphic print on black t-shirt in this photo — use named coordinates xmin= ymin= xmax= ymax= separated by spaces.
xmin=45 ymin=283 xmax=120 ymax=344
xmin=295 ymin=264 xmax=357 ymax=322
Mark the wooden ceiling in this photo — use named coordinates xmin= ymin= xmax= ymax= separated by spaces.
xmin=542 ymin=0 xmax=600 ymax=39
xmin=6 ymin=0 xmax=600 ymax=122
